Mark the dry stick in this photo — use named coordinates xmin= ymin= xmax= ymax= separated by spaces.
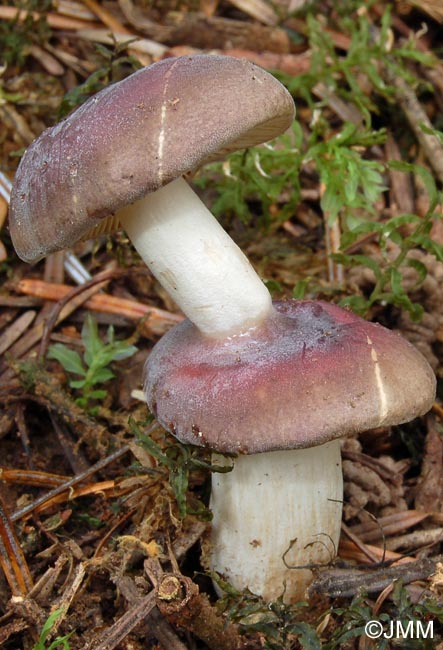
xmin=76 ymin=29 xmax=166 ymax=60
xmin=46 ymin=562 xmax=86 ymax=639
xmin=113 ymin=573 xmax=189 ymax=650
xmin=388 ymin=72 xmax=443 ymax=184
xmin=0 ymin=6 xmax=100 ymax=30
xmin=309 ymin=554 xmax=443 ymax=599
xmin=49 ymin=412 xmax=91 ymax=474
xmin=147 ymin=608 xmax=189 ymax=650
xmin=85 ymin=591 xmax=157 ymax=650
xmin=81 ymin=0 xmax=131 ymax=34
xmin=14 ymin=402 xmax=33 ymax=467
xmin=16 ymin=278 xmax=183 ymax=336
xmin=0 ymin=468 xmax=70 ymax=488
xmin=349 ymin=510 xmax=430 ymax=544
xmin=319 ymin=183 xmax=344 ymax=286
xmin=386 ymin=527 xmax=443 ymax=553
xmin=156 ymin=573 xmax=243 ymax=650
xmin=0 ymin=494 xmax=33 ymax=596
xmin=341 ymin=522 xmax=380 ymax=564
xmin=90 ymin=531 xmax=215 ymax=650
xmin=338 ymin=539 xmax=413 ymax=565
xmin=366 ymin=18 xmax=443 ymax=183
xmin=10 ymin=445 xmax=130 ymax=523
xmin=341 ymin=449 xmax=397 ymax=481
xmin=0 ymin=311 xmax=37 ymax=356
xmin=224 ymin=0 xmax=279 ymax=26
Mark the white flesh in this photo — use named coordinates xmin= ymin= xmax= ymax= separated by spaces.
xmin=210 ymin=441 xmax=343 ymax=602
xmin=120 ymin=177 xmax=273 ymax=338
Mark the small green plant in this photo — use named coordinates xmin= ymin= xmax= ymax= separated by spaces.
xmin=218 ymin=586 xmax=319 ymax=650
xmin=218 ymin=580 xmax=442 ymax=649
xmin=0 ymin=0 xmax=53 ymax=68
xmin=195 ymin=120 xmax=386 ymax=228
xmin=33 ymin=608 xmax=73 ymax=650
xmin=335 ymin=160 xmax=443 ymax=320
xmin=58 ymin=40 xmax=141 ymax=118
xmin=48 ymin=314 xmax=137 ymax=413
xmin=130 ymin=417 xmax=232 ymax=519
xmin=195 ymin=3 xmax=443 ymax=321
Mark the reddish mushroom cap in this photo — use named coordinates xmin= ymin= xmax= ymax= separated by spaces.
xmin=9 ymin=54 xmax=295 ymax=262
xmin=144 ymin=300 xmax=436 ymax=453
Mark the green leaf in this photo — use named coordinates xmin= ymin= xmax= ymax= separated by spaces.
xmin=405 ymin=257 xmax=428 ymax=287
xmin=412 ymin=234 xmax=443 ymax=261
xmin=293 ymin=278 xmax=312 ymax=300
xmin=69 ymin=378 xmax=87 ymax=389
xmin=89 ymin=368 xmax=115 ymax=384
xmin=48 ymin=345 xmax=86 ymax=376
xmin=82 ymin=314 xmax=104 ymax=367
xmin=288 ymin=622 xmax=321 ymax=649
xmin=110 ymin=343 xmax=138 ymax=362
xmin=333 ymin=253 xmax=383 ymax=282
xmin=381 ymin=213 xmax=420 ymax=237
xmin=339 ymin=294 xmax=370 ymax=315
xmin=89 ymin=389 xmax=107 ymax=400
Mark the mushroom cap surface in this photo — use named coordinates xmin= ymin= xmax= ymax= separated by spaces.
xmin=9 ymin=54 xmax=295 ymax=262
xmin=144 ymin=300 xmax=436 ymax=453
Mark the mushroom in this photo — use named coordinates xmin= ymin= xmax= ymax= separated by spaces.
xmin=9 ymin=54 xmax=294 ymax=338
xmin=9 ymin=54 xmax=436 ymax=602
xmin=145 ymin=299 xmax=435 ymax=601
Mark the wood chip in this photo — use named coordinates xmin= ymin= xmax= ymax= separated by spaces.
xmin=77 ymin=28 xmax=167 ymax=58
xmin=0 ymin=310 xmax=37 ymax=356
xmin=225 ymin=0 xmax=279 ymax=25
xmin=349 ymin=510 xmax=430 ymax=543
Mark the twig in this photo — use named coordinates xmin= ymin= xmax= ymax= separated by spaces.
xmin=0 ymin=468 xmax=69 ymax=488
xmin=10 ymin=446 xmax=130 ymax=523
xmin=16 ymin=278 xmax=183 ymax=336
xmin=81 ymin=0 xmax=131 ymax=34
xmin=387 ymin=72 xmax=443 ymax=183
xmin=0 ymin=494 xmax=33 ymax=596
xmin=224 ymin=0 xmax=279 ymax=26
xmin=339 ymin=539 xmax=414 ymax=565
xmin=0 ymin=311 xmax=36 ymax=356
xmin=156 ymin=573 xmax=243 ymax=650
xmin=341 ymin=522 xmax=380 ymax=564
xmin=85 ymin=591 xmax=157 ymax=650
xmin=0 ymin=6 xmax=99 ymax=30
xmin=309 ymin=554 xmax=443 ymax=599
xmin=349 ymin=510 xmax=430 ymax=544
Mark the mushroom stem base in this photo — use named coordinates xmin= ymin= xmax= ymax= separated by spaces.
xmin=209 ymin=440 xmax=343 ymax=602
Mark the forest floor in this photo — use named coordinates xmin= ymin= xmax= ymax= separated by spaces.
xmin=1 ymin=0 xmax=443 ymax=648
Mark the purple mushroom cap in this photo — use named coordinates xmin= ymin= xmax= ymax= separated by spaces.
xmin=145 ymin=300 xmax=436 ymax=453
xmin=9 ymin=54 xmax=295 ymax=262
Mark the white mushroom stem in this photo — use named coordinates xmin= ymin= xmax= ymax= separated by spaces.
xmin=209 ymin=441 xmax=343 ymax=602
xmin=120 ymin=177 xmax=273 ymax=338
